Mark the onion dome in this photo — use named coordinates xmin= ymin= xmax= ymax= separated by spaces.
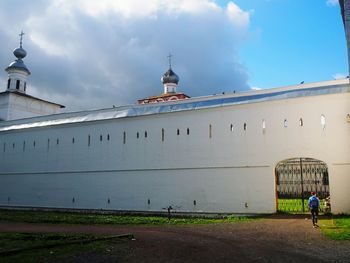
xmin=13 ymin=47 xmax=27 ymax=59
xmin=161 ymin=68 xmax=179 ymax=85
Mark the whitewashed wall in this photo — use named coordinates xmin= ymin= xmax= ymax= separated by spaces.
xmin=0 ymin=90 xmax=349 ymax=214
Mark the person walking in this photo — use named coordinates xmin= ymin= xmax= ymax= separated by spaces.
xmin=308 ymin=191 xmax=320 ymax=228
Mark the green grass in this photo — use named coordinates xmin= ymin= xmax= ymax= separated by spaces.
xmin=320 ymin=216 xmax=350 ymax=240
xmin=0 ymin=210 xmax=253 ymax=226
xmin=277 ymin=198 xmax=327 ymax=213
xmin=0 ymin=232 xmax=125 ymax=263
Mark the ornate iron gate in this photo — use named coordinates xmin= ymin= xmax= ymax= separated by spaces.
xmin=275 ymin=158 xmax=330 ymax=213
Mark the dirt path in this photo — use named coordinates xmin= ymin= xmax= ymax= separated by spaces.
xmin=1 ymin=215 xmax=349 ymax=263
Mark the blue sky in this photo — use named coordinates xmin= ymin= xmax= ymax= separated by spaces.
xmin=0 ymin=0 xmax=347 ymax=110
xmin=218 ymin=0 xmax=347 ymax=88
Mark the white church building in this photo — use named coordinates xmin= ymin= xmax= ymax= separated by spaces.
xmin=0 ymin=30 xmax=349 ymax=215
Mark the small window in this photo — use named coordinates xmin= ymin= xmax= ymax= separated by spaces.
xmin=123 ymin=132 xmax=126 ymax=144
xmin=72 ymin=138 xmax=75 ymax=144
xmin=321 ymin=115 xmax=326 ymax=129
xmin=347 ymin=114 xmax=350 ymax=123
xmin=23 ymin=141 xmax=25 ymax=151
xmin=88 ymin=135 xmax=91 ymax=146
xmin=16 ymin=80 xmax=20 ymax=90
xmin=162 ymin=128 xmax=165 ymax=142
xmin=243 ymin=123 xmax=247 ymax=131
xmin=187 ymin=128 xmax=190 ymax=135
xmin=209 ymin=124 xmax=212 ymax=138
xmin=230 ymin=124 xmax=234 ymax=132
xmin=107 ymin=134 xmax=110 ymax=141
xmin=137 ymin=132 xmax=139 ymax=139
xmin=56 ymin=139 xmax=59 ymax=145
xmin=33 ymin=141 xmax=36 ymax=147
xmin=24 ymin=82 xmax=26 ymax=92
xmin=7 ymin=79 xmax=10 ymax=89
xmin=284 ymin=119 xmax=288 ymax=128
xmin=177 ymin=129 xmax=180 ymax=135
xmin=262 ymin=119 xmax=266 ymax=130
xmin=12 ymin=143 xmax=15 ymax=149
xmin=145 ymin=131 xmax=148 ymax=138
xmin=47 ymin=139 xmax=50 ymax=150
xmin=3 ymin=143 xmax=6 ymax=152
xmin=299 ymin=118 xmax=303 ymax=127
xmin=100 ymin=135 xmax=103 ymax=141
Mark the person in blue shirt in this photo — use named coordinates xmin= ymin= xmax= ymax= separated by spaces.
xmin=308 ymin=191 xmax=320 ymax=228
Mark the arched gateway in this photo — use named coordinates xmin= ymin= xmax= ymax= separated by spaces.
xmin=275 ymin=158 xmax=330 ymax=213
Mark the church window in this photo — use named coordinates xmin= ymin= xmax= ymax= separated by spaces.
xmin=284 ymin=119 xmax=288 ymax=128
xmin=209 ymin=124 xmax=212 ymax=138
xmin=88 ymin=135 xmax=91 ymax=146
xmin=7 ymin=79 xmax=10 ymax=89
xmin=187 ymin=128 xmax=190 ymax=135
xmin=100 ymin=135 xmax=103 ymax=141
xmin=107 ymin=134 xmax=110 ymax=141
xmin=244 ymin=123 xmax=247 ymax=131
xmin=16 ymin=80 xmax=20 ymax=90
xmin=162 ymin=128 xmax=165 ymax=142
xmin=299 ymin=118 xmax=303 ymax=126
xmin=137 ymin=132 xmax=139 ymax=139
xmin=123 ymin=132 xmax=126 ymax=144
xmin=321 ymin=115 xmax=326 ymax=129
xmin=230 ymin=124 xmax=234 ymax=132
xmin=177 ymin=129 xmax=180 ymax=135
xmin=145 ymin=131 xmax=148 ymax=138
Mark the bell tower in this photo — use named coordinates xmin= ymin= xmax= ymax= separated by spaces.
xmin=5 ymin=31 xmax=31 ymax=93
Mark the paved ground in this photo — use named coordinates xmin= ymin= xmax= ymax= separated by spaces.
xmin=1 ymin=215 xmax=349 ymax=262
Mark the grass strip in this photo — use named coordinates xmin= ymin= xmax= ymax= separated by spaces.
xmin=0 ymin=209 xmax=253 ymax=225
xmin=0 ymin=233 xmax=133 ymax=256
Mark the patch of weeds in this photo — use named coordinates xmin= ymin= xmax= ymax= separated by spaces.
xmin=320 ymin=216 xmax=350 ymax=240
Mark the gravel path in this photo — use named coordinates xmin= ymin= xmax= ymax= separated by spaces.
xmin=1 ymin=215 xmax=349 ymax=262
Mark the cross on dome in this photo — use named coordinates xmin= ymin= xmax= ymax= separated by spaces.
xmin=19 ymin=30 xmax=25 ymax=48
xmin=167 ymin=53 xmax=172 ymax=69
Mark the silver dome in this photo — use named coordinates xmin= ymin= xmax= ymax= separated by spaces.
xmin=6 ymin=59 xmax=31 ymax=75
xmin=13 ymin=47 xmax=27 ymax=59
xmin=161 ymin=68 xmax=179 ymax=84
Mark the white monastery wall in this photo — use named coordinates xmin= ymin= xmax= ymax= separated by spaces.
xmin=0 ymin=90 xmax=349 ymax=214
xmin=0 ymin=95 xmax=9 ymax=121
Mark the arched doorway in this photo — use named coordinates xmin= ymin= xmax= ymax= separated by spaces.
xmin=275 ymin=158 xmax=330 ymax=213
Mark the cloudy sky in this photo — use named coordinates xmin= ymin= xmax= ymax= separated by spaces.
xmin=0 ymin=0 xmax=347 ymax=111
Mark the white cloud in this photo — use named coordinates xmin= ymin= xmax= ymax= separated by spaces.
xmin=0 ymin=0 xmax=251 ymax=111
xmin=326 ymin=0 xmax=339 ymax=6
xmin=332 ymin=73 xmax=347 ymax=79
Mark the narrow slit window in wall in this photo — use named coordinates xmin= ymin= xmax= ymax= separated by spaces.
xmin=187 ymin=128 xmax=190 ymax=135
xmin=137 ymin=132 xmax=139 ymax=139
xmin=299 ymin=118 xmax=303 ymax=126
xmin=209 ymin=124 xmax=212 ymax=138
xmin=33 ymin=141 xmax=36 ymax=147
xmin=47 ymin=139 xmax=50 ymax=150
xmin=123 ymin=132 xmax=126 ymax=144
xmin=72 ymin=138 xmax=75 ymax=144
xmin=284 ymin=119 xmax=288 ymax=128
xmin=177 ymin=129 xmax=180 ymax=135
xmin=243 ymin=123 xmax=247 ymax=131
xmin=24 ymin=82 xmax=26 ymax=92
xmin=107 ymin=134 xmax=110 ymax=141
xmin=88 ymin=135 xmax=91 ymax=146
xmin=100 ymin=135 xmax=103 ymax=141
xmin=16 ymin=80 xmax=20 ymax=90
xmin=56 ymin=139 xmax=59 ymax=145
xmin=162 ymin=128 xmax=164 ymax=142
xmin=7 ymin=79 xmax=10 ymax=89
xmin=145 ymin=131 xmax=148 ymax=138
xmin=230 ymin=124 xmax=234 ymax=132
xmin=23 ymin=141 xmax=25 ymax=151
xmin=12 ymin=143 xmax=15 ymax=149
xmin=321 ymin=115 xmax=326 ymax=129
xmin=3 ymin=143 xmax=6 ymax=152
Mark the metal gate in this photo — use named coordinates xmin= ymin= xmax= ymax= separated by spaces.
xmin=275 ymin=158 xmax=330 ymax=213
